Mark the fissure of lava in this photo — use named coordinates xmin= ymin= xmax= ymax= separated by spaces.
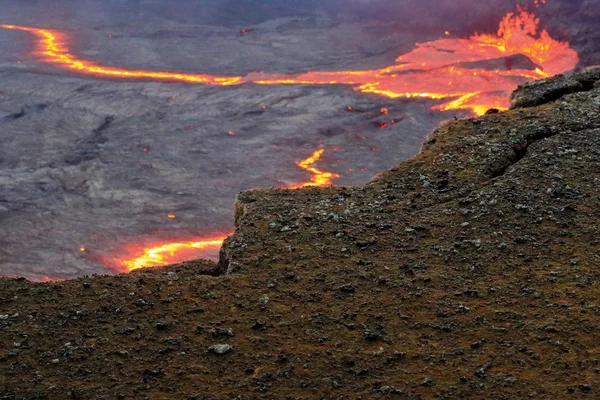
xmin=0 ymin=6 xmax=579 ymax=272
xmin=117 ymin=239 xmax=227 ymax=272
xmin=111 ymin=149 xmax=337 ymax=272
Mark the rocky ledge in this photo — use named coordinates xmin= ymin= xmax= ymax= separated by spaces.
xmin=1 ymin=69 xmax=600 ymax=399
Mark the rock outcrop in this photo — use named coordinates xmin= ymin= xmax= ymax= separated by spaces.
xmin=2 ymin=70 xmax=600 ymax=399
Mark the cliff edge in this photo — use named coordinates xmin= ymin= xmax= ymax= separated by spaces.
xmin=1 ymin=69 xmax=600 ymax=399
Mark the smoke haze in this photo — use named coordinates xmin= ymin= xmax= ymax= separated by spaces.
xmin=0 ymin=0 xmax=557 ymax=28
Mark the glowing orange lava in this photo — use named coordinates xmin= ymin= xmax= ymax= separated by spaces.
xmin=39 ymin=276 xmax=60 ymax=282
xmin=115 ymin=238 xmax=227 ymax=272
xmin=289 ymin=149 xmax=340 ymax=189
xmin=250 ymin=10 xmax=578 ymax=115
xmin=0 ymin=25 xmax=243 ymax=85
xmin=1 ymin=9 xmax=578 ymax=116
xmin=110 ymin=149 xmax=338 ymax=271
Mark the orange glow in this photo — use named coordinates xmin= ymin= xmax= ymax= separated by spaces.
xmin=80 ymin=247 xmax=86 ymax=252
xmin=288 ymin=149 xmax=340 ymax=189
xmin=1 ymin=9 xmax=578 ymax=116
xmin=168 ymin=214 xmax=176 ymax=219
xmin=114 ymin=147 xmax=338 ymax=271
xmin=115 ymin=147 xmax=338 ymax=271
xmin=39 ymin=276 xmax=62 ymax=282
xmin=240 ymin=9 xmax=578 ymax=115
xmin=115 ymin=238 xmax=226 ymax=271
xmin=0 ymin=24 xmax=243 ymax=86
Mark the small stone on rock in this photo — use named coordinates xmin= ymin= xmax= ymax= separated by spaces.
xmin=209 ymin=344 xmax=234 ymax=355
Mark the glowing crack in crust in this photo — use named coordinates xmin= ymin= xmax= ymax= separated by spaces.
xmin=1 ymin=10 xmax=578 ymax=116
xmin=288 ymin=149 xmax=341 ymax=189
xmin=110 ymin=149 xmax=337 ymax=272
xmin=0 ymin=25 xmax=243 ymax=86
xmin=115 ymin=238 xmax=227 ymax=272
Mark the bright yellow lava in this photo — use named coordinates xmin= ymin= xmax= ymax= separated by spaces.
xmin=1 ymin=24 xmax=243 ymax=85
xmin=289 ymin=149 xmax=340 ymax=188
xmin=118 ymin=239 xmax=226 ymax=271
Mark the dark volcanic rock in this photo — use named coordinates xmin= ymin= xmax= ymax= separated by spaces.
xmin=509 ymin=74 xmax=584 ymax=108
xmin=1 ymin=71 xmax=600 ymax=399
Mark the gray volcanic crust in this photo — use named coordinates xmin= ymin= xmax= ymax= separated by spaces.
xmin=0 ymin=69 xmax=599 ymax=399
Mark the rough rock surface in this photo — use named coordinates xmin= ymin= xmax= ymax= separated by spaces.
xmin=1 ymin=70 xmax=600 ymax=399
xmin=510 ymin=68 xmax=600 ymax=109
xmin=509 ymin=74 xmax=584 ymax=108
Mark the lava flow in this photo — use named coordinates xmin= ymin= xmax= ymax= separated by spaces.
xmin=288 ymin=149 xmax=341 ymax=189
xmin=249 ymin=9 xmax=578 ymax=115
xmin=113 ymin=148 xmax=338 ymax=272
xmin=0 ymin=25 xmax=243 ymax=86
xmin=0 ymin=7 xmax=578 ymax=116
xmin=114 ymin=238 xmax=227 ymax=272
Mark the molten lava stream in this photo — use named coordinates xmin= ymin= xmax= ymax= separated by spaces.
xmin=0 ymin=9 xmax=578 ymax=116
xmin=0 ymin=25 xmax=243 ymax=86
xmin=114 ymin=238 xmax=227 ymax=272
xmin=288 ymin=149 xmax=340 ymax=189
xmin=114 ymin=149 xmax=338 ymax=271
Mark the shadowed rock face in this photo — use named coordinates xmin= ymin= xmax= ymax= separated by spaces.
xmin=1 ymin=71 xmax=599 ymax=399
xmin=510 ymin=74 xmax=584 ymax=108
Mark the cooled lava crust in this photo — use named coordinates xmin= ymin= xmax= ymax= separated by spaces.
xmin=1 ymin=69 xmax=600 ymax=399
